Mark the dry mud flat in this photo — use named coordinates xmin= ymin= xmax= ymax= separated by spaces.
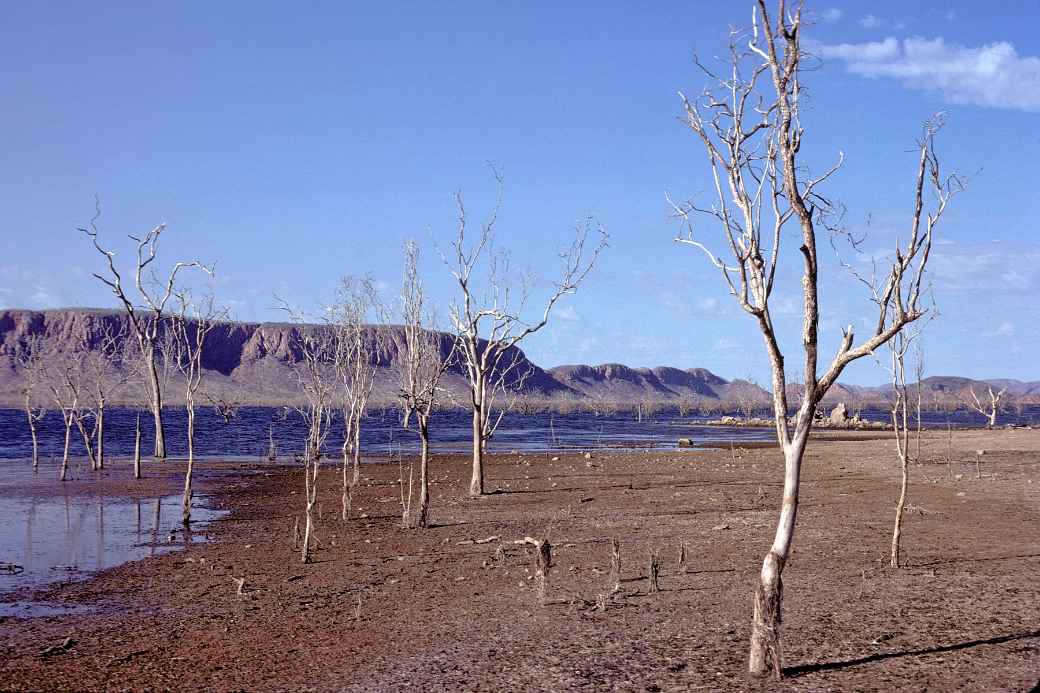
xmin=1 ymin=429 xmax=1038 ymax=692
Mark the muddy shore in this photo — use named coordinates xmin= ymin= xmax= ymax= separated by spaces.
xmin=1 ymin=429 xmax=1038 ymax=691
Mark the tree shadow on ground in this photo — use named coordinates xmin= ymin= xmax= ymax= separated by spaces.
xmin=785 ymin=629 xmax=1040 ymax=678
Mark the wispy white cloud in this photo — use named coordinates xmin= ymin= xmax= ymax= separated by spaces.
xmin=859 ymin=14 xmax=883 ymax=29
xmin=714 ymin=337 xmax=737 ymax=351
xmin=929 ymin=247 xmax=1040 ymax=292
xmin=987 ymin=321 xmax=1016 ymax=338
xmin=818 ymin=36 xmax=1040 ymax=112
xmin=556 ymin=305 xmax=580 ymax=321
xmin=821 ymin=8 xmax=843 ymax=23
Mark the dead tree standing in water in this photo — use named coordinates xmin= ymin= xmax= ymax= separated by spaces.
xmin=446 ymin=171 xmax=606 ymax=496
xmin=18 ymin=335 xmax=48 ymax=470
xmin=81 ymin=319 xmax=130 ymax=471
xmin=47 ymin=358 xmax=86 ymax=482
xmin=673 ymin=1 xmax=959 ymax=676
xmin=81 ymin=205 xmax=211 ymax=458
xmin=397 ymin=240 xmax=453 ymax=529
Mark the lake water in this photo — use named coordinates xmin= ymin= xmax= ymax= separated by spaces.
xmin=0 ymin=462 xmax=226 ymax=616
xmin=2 ymin=405 xmax=1036 ymax=463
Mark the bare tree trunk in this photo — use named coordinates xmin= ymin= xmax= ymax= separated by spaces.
xmin=182 ymin=407 xmax=195 ymax=527
xmin=96 ymin=403 xmax=105 ymax=470
xmin=147 ymin=354 xmax=166 ymax=459
xmin=470 ymin=405 xmax=484 ymax=496
xmin=301 ymin=458 xmax=317 ymax=563
xmin=352 ymin=422 xmax=361 ymax=486
xmin=341 ymin=444 xmax=351 ymax=522
xmin=76 ymin=417 xmax=97 ymax=471
xmin=891 ymin=458 xmax=909 ymax=568
xmin=416 ymin=418 xmax=430 ymax=528
xmin=133 ymin=412 xmax=142 ymax=479
xmin=28 ymin=415 xmax=39 ymax=470
xmin=749 ymin=436 xmax=805 ymax=679
xmin=988 ymin=409 xmax=997 ymax=428
xmin=60 ymin=417 xmax=72 ymax=481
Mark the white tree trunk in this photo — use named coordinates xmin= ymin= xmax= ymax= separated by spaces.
xmin=182 ymin=406 xmax=195 ymax=527
xmin=417 ymin=418 xmax=430 ymax=528
xmin=470 ymin=405 xmax=484 ymax=496
xmin=749 ymin=435 xmax=806 ymax=678
xmin=146 ymin=353 xmax=166 ymax=459
xmin=60 ymin=418 xmax=72 ymax=482
xmin=133 ymin=412 xmax=142 ymax=479
xmin=96 ymin=404 xmax=105 ymax=470
xmin=28 ymin=415 xmax=39 ymax=470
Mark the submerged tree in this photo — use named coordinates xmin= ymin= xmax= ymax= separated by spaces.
xmin=81 ymin=204 xmax=211 ymax=458
xmin=18 ymin=334 xmax=49 ymax=470
xmin=80 ymin=318 xmax=130 ymax=471
xmin=397 ymin=240 xmax=453 ymax=528
xmin=672 ymin=0 xmax=960 ymax=677
xmin=46 ymin=356 xmax=88 ymax=482
xmin=446 ymin=170 xmax=607 ymax=496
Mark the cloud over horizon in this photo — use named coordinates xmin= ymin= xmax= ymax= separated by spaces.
xmin=818 ymin=36 xmax=1040 ymax=112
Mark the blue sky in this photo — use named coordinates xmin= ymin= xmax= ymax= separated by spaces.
xmin=2 ymin=1 xmax=1038 ymax=385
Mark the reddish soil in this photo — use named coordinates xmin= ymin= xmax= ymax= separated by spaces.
xmin=1 ymin=429 xmax=1038 ymax=691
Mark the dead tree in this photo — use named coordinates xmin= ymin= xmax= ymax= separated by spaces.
xmin=18 ymin=335 xmax=48 ymax=470
xmin=887 ymin=324 xmax=927 ymax=569
xmin=647 ymin=550 xmax=661 ymax=594
xmin=332 ymin=277 xmax=383 ymax=518
xmin=609 ymin=538 xmax=623 ymax=595
xmin=133 ymin=412 xmax=143 ymax=479
xmin=170 ymin=291 xmax=224 ymax=527
xmin=397 ymin=240 xmax=453 ymax=529
xmin=446 ymin=171 xmax=607 ymax=496
xmin=81 ymin=319 xmax=129 ymax=471
xmin=80 ymin=204 xmax=211 ymax=458
xmin=280 ymin=306 xmax=337 ymax=563
xmin=46 ymin=357 xmax=87 ymax=481
xmin=206 ymin=394 xmax=240 ymax=424
xmin=672 ymin=1 xmax=959 ymax=677
xmin=966 ymin=385 xmax=1007 ymax=428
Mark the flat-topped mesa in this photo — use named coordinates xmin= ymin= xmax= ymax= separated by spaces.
xmin=0 ymin=308 xmax=568 ymax=407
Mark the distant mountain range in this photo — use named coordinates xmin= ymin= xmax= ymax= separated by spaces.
xmin=1 ymin=308 xmax=1036 ymax=408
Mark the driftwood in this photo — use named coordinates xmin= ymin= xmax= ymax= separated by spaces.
xmin=515 ymin=537 xmax=553 ymax=602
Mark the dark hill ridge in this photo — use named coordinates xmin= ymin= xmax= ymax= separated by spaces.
xmin=0 ymin=308 xmax=1035 ymax=407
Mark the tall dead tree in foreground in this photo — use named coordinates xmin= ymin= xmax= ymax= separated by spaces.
xmin=673 ymin=1 xmax=959 ymax=677
xmin=397 ymin=241 xmax=453 ymax=528
xmin=446 ymin=172 xmax=607 ymax=496
xmin=966 ymin=384 xmax=1007 ymax=428
xmin=18 ymin=335 xmax=48 ymax=470
xmin=170 ymin=291 xmax=224 ymax=527
xmin=81 ymin=208 xmax=211 ymax=458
